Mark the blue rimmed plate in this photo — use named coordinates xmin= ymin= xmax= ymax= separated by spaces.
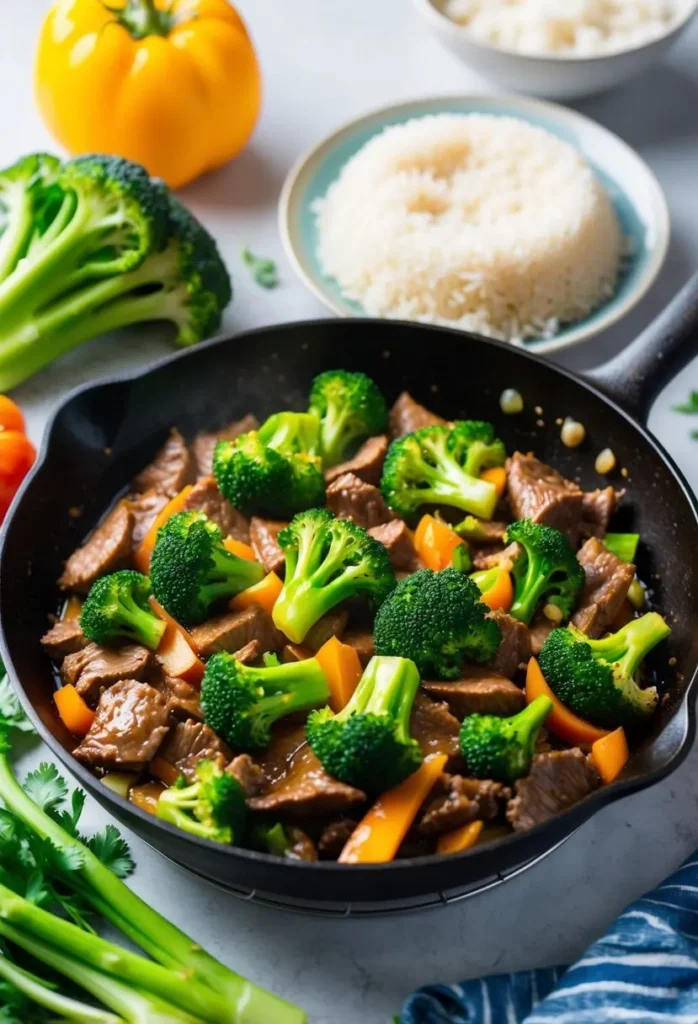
xmin=278 ymin=94 xmax=670 ymax=355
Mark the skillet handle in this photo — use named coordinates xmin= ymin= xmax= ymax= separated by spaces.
xmin=584 ymin=271 xmax=698 ymax=424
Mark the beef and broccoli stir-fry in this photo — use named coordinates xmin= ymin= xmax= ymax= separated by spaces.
xmin=42 ymin=371 xmax=670 ymax=864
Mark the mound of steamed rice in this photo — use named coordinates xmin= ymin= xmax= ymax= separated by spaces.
xmin=313 ymin=114 xmax=623 ymax=343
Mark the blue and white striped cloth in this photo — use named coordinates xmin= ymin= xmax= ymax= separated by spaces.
xmin=401 ymin=853 xmax=698 ymax=1024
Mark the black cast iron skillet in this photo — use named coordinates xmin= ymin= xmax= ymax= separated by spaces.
xmin=2 ymin=273 xmax=698 ymax=913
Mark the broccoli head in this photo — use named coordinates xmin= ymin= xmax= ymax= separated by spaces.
xmin=306 ymin=655 xmax=423 ymax=793
xmin=373 ymin=568 xmax=501 ymax=679
xmin=380 ymin=422 xmax=505 ymax=522
xmin=200 ymin=650 xmax=330 ymax=751
xmin=506 ymin=519 xmax=584 ymax=625
xmin=459 ymin=694 xmax=552 ymax=783
xmin=538 ymin=612 xmax=670 ymax=728
xmin=149 ymin=510 xmax=264 ymax=625
xmin=308 ymin=369 xmax=388 ymax=468
xmin=79 ymin=570 xmax=165 ymax=651
xmin=156 ymin=759 xmax=247 ymax=845
xmin=272 ymin=508 xmax=396 ymax=643
xmin=0 ymin=153 xmax=62 ymax=283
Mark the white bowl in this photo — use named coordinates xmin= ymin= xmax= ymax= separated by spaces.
xmin=414 ymin=0 xmax=698 ymax=100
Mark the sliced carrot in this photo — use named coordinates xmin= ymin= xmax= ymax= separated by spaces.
xmin=150 ymin=756 xmax=181 ymax=787
xmin=134 ymin=484 xmax=194 ymax=573
xmin=230 ymin=571 xmax=283 ymax=616
xmin=526 ymin=657 xmax=608 ymax=746
xmin=477 ymin=567 xmax=513 ymax=611
xmin=150 ymin=596 xmax=204 ymax=686
xmin=61 ymin=595 xmax=83 ymax=622
xmin=54 ymin=685 xmax=95 ymax=736
xmin=480 ymin=466 xmax=507 ymax=496
xmin=592 ymin=727 xmax=629 ymax=784
xmin=338 ymin=754 xmax=448 ymax=864
xmin=223 ymin=537 xmax=257 ymax=562
xmin=437 ymin=819 xmax=484 ymax=855
xmin=315 ymin=635 xmax=362 ymax=711
xmin=414 ymin=514 xmax=465 ymax=571
xmin=129 ymin=781 xmax=164 ymax=816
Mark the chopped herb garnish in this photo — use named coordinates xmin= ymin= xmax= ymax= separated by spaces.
xmin=241 ymin=246 xmax=278 ymax=289
xmin=673 ymin=391 xmax=698 ymax=414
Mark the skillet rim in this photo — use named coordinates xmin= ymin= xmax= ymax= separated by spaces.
xmin=1 ymin=317 xmax=696 ymax=885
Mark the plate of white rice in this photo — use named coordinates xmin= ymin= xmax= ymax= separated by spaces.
xmin=278 ymin=95 xmax=669 ymax=354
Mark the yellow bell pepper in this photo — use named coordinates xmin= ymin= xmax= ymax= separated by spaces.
xmin=35 ymin=0 xmax=261 ymax=189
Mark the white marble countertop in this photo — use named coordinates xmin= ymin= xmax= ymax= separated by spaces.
xmin=3 ymin=3 xmax=698 ymax=1022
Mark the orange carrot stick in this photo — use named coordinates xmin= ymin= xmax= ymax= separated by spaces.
xmin=437 ymin=819 xmax=484 ymax=855
xmin=134 ymin=484 xmax=194 ymax=573
xmin=338 ymin=754 xmax=447 ymax=864
xmin=230 ymin=571 xmax=283 ymax=616
xmin=414 ymin=514 xmax=465 ymax=571
xmin=480 ymin=466 xmax=507 ymax=496
xmin=315 ymin=635 xmax=363 ymax=711
xmin=526 ymin=657 xmax=608 ymax=746
xmin=223 ymin=537 xmax=257 ymax=562
xmin=54 ymin=685 xmax=95 ymax=736
xmin=592 ymin=727 xmax=629 ymax=784
xmin=149 ymin=597 xmax=204 ymax=686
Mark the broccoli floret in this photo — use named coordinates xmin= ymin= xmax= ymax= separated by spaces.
xmin=308 ymin=369 xmax=388 ymax=468
xmin=214 ymin=411 xmax=325 ymax=518
xmin=373 ymin=568 xmax=501 ymax=679
xmin=306 ymin=655 xmax=423 ymax=793
xmin=200 ymin=650 xmax=330 ymax=751
xmin=156 ymin=759 xmax=247 ymax=845
xmin=0 ymin=158 xmax=231 ymax=391
xmin=506 ymin=519 xmax=584 ymax=625
xmin=149 ymin=510 xmax=264 ymax=625
xmin=0 ymin=153 xmax=62 ymax=283
xmin=380 ymin=422 xmax=505 ymax=522
xmin=79 ymin=570 xmax=165 ymax=650
xmin=538 ymin=612 xmax=670 ymax=728
xmin=459 ymin=694 xmax=552 ymax=783
xmin=272 ymin=508 xmax=396 ymax=643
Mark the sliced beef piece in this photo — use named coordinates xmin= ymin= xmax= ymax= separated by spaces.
xmin=61 ymin=642 xmax=153 ymax=706
xmin=41 ymin=619 xmax=87 ymax=659
xmin=389 ymin=391 xmax=445 ymax=439
xmin=191 ymin=414 xmax=259 ymax=479
xmin=131 ymin=428 xmax=195 ymax=497
xmin=410 ymin=692 xmax=462 ymax=768
xmin=73 ymin=680 xmax=170 ymax=770
xmin=248 ymin=724 xmax=366 ymax=818
xmin=152 ymin=674 xmax=202 ymax=720
xmin=419 ymin=774 xmax=511 ymax=835
xmin=126 ymin=490 xmax=169 ymax=551
xmin=530 ymin=613 xmax=554 ymax=656
xmin=324 ymin=435 xmax=389 ymax=486
xmin=249 ymin=517 xmax=287 ymax=575
xmin=489 ymin=609 xmax=531 ymax=678
xmin=472 ymin=542 xmax=521 ymax=572
xmin=286 ymin=827 xmax=318 ymax=861
xmin=507 ymin=452 xmax=584 ymax=544
xmin=368 ymin=520 xmax=423 ymax=572
xmin=342 ymin=628 xmax=375 ymax=667
xmin=183 ymin=476 xmax=249 ymax=542
xmin=227 ymin=754 xmax=266 ymax=797
xmin=326 ymin=472 xmax=392 ymax=529
xmin=581 ymin=487 xmax=624 ymax=539
xmin=422 ymin=669 xmax=525 ymax=718
xmin=317 ymin=818 xmax=358 ymax=859
xmin=467 ymin=520 xmax=509 ymax=544
xmin=234 ymin=639 xmax=262 ymax=664
xmin=571 ymin=536 xmax=635 ymax=639
xmin=612 ymin=599 xmax=635 ymax=631
xmin=507 ymin=749 xmax=600 ymax=831
xmin=304 ymin=610 xmax=349 ymax=652
xmin=281 ymin=644 xmax=313 ymax=663
xmin=59 ymin=501 xmax=133 ymax=593
xmin=157 ymin=719 xmax=231 ymax=781
xmin=190 ymin=606 xmax=285 ymax=659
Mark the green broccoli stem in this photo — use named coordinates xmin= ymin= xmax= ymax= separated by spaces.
xmin=0 ymin=947 xmax=122 ymax=1024
xmin=509 ymin=554 xmax=549 ymax=624
xmin=318 ymin=403 xmax=355 ymax=467
xmin=0 ymin=186 xmax=35 ymax=283
xmin=510 ymin=695 xmax=553 ymax=756
xmin=588 ymin=612 xmax=670 ymax=678
xmin=0 ymin=753 xmax=306 ymax=1024
xmin=410 ymin=434 xmax=498 ymax=519
xmin=119 ymin=592 xmax=166 ymax=650
xmin=273 ymin=566 xmax=359 ymax=643
xmin=339 ymin=656 xmax=419 ymax=742
xmin=0 ymin=920 xmax=202 ymax=1024
xmin=202 ymin=546 xmax=265 ymax=602
xmin=250 ymin=658 xmax=330 ymax=714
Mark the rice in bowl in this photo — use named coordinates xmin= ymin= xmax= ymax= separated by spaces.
xmin=313 ymin=113 xmax=623 ymax=343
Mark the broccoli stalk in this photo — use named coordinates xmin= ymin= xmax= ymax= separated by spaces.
xmin=0 ymin=946 xmax=122 ymax=1024
xmin=307 ymin=655 xmax=423 ymax=792
xmin=380 ymin=422 xmax=505 ymax=522
xmin=272 ymin=508 xmax=396 ymax=643
xmin=459 ymin=694 xmax=553 ymax=783
xmin=506 ymin=518 xmax=585 ymax=625
xmin=157 ymin=759 xmax=247 ymax=845
xmin=80 ymin=570 xmax=165 ymax=650
xmin=200 ymin=650 xmax=330 ymax=751
xmin=150 ymin=509 xmax=264 ymax=625
xmin=539 ymin=613 xmax=670 ymax=728
xmin=308 ymin=369 xmax=388 ymax=468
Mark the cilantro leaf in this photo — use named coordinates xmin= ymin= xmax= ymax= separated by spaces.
xmin=0 ymin=672 xmax=33 ymax=745
xmin=87 ymin=824 xmax=134 ymax=880
xmin=673 ymin=391 xmax=698 ymax=414
xmin=23 ymin=763 xmax=68 ymax=816
xmin=52 ymin=787 xmax=86 ymax=839
xmin=241 ymin=246 xmax=278 ymax=289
